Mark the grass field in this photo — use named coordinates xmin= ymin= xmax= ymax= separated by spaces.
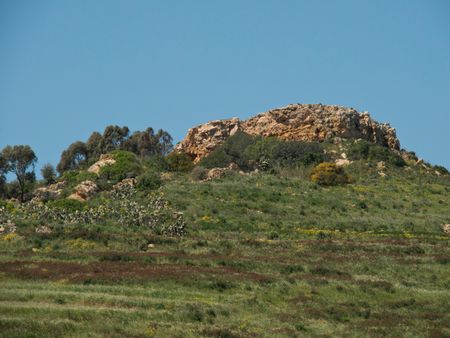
xmin=0 ymin=163 xmax=449 ymax=337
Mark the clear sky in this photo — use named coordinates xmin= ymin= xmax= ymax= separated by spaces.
xmin=1 ymin=0 xmax=449 ymax=173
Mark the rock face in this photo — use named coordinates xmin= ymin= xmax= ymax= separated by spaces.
xmin=175 ymin=104 xmax=400 ymax=162
xmin=175 ymin=118 xmax=241 ymax=163
xmin=88 ymin=154 xmax=116 ymax=175
xmin=68 ymin=180 xmax=98 ymax=201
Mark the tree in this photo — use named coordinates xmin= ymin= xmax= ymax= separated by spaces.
xmin=57 ymin=141 xmax=88 ymax=174
xmin=1 ymin=145 xmax=37 ymax=202
xmin=0 ymin=154 xmax=7 ymax=198
xmin=41 ymin=163 xmax=56 ymax=185
xmin=100 ymin=125 xmax=130 ymax=153
xmin=86 ymin=131 xmax=103 ymax=159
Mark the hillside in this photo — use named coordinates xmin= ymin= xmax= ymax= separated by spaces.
xmin=0 ymin=104 xmax=449 ymax=337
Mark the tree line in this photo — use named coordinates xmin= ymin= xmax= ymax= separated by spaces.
xmin=0 ymin=125 xmax=173 ymax=202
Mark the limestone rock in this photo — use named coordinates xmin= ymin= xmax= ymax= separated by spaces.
xmin=442 ymin=224 xmax=450 ymax=235
xmin=335 ymin=158 xmax=351 ymax=167
xmin=35 ymin=225 xmax=52 ymax=234
xmin=68 ymin=180 xmax=98 ymax=201
xmin=34 ymin=181 xmax=66 ymax=201
xmin=174 ymin=118 xmax=241 ymax=162
xmin=88 ymin=154 xmax=116 ymax=174
xmin=207 ymin=167 xmax=227 ymax=180
xmin=113 ymin=178 xmax=137 ymax=190
xmin=0 ymin=220 xmax=16 ymax=234
xmin=175 ymin=104 xmax=401 ymax=162
xmin=377 ymin=161 xmax=386 ymax=170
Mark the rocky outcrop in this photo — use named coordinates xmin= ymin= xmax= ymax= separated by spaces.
xmin=88 ymin=154 xmax=116 ymax=175
xmin=68 ymin=180 xmax=98 ymax=201
xmin=175 ymin=104 xmax=400 ymax=162
xmin=34 ymin=181 xmax=66 ymax=201
xmin=175 ymin=118 xmax=241 ymax=163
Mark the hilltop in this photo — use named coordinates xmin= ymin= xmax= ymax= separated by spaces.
xmin=175 ymin=104 xmax=400 ymax=163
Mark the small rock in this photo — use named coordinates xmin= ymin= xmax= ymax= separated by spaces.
xmin=207 ymin=168 xmax=227 ymax=180
xmin=68 ymin=180 xmax=98 ymax=201
xmin=147 ymin=243 xmax=155 ymax=248
xmin=377 ymin=161 xmax=386 ymax=170
xmin=335 ymin=158 xmax=351 ymax=167
xmin=35 ymin=225 xmax=52 ymax=234
xmin=442 ymin=224 xmax=450 ymax=235
xmin=113 ymin=178 xmax=137 ymax=190
xmin=0 ymin=221 xmax=17 ymax=234
xmin=88 ymin=154 xmax=116 ymax=174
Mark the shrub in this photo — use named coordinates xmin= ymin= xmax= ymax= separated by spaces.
xmin=191 ymin=166 xmax=208 ymax=181
xmin=310 ymin=162 xmax=350 ymax=186
xmin=143 ymin=155 xmax=168 ymax=172
xmin=47 ymin=199 xmax=86 ymax=212
xmin=99 ymin=150 xmax=141 ymax=183
xmin=348 ymin=140 xmax=405 ymax=166
xmin=41 ymin=163 xmax=56 ymax=184
xmin=136 ymin=171 xmax=162 ymax=191
xmin=272 ymin=141 xmax=324 ymax=166
xmin=60 ymin=170 xmax=97 ymax=187
xmin=199 ymin=148 xmax=231 ymax=169
xmin=166 ymin=152 xmax=194 ymax=172
xmin=200 ymin=131 xmax=257 ymax=169
xmin=434 ymin=165 xmax=449 ymax=175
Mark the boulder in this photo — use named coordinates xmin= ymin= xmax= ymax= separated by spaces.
xmin=113 ymin=178 xmax=137 ymax=190
xmin=34 ymin=181 xmax=66 ymax=201
xmin=68 ymin=180 xmax=98 ymax=201
xmin=442 ymin=224 xmax=450 ymax=235
xmin=88 ymin=154 xmax=116 ymax=174
xmin=175 ymin=104 xmax=401 ymax=162
xmin=35 ymin=225 xmax=52 ymax=234
xmin=335 ymin=158 xmax=351 ymax=167
xmin=207 ymin=168 xmax=227 ymax=180
xmin=0 ymin=220 xmax=17 ymax=234
xmin=174 ymin=118 xmax=241 ymax=162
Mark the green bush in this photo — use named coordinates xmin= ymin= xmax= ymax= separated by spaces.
xmin=201 ymin=134 xmax=326 ymax=170
xmin=143 ymin=155 xmax=168 ymax=172
xmin=199 ymin=148 xmax=232 ymax=169
xmin=433 ymin=165 xmax=449 ymax=175
xmin=99 ymin=150 xmax=141 ymax=184
xmin=310 ymin=162 xmax=351 ymax=186
xmin=272 ymin=141 xmax=324 ymax=166
xmin=61 ymin=170 xmax=97 ymax=187
xmin=242 ymin=137 xmax=278 ymax=163
xmin=47 ymin=199 xmax=86 ymax=212
xmin=348 ymin=140 xmax=405 ymax=166
xmin=136 ymin=171 xmax=162 ymax=191
xmin=166 ymin=152 xmax=194 ymax=172
xmin=191 ymin=166 xmax=209 ymax=181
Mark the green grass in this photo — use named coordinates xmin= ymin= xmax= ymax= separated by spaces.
xmin=0 ymin=162 xmax=449 ymax=337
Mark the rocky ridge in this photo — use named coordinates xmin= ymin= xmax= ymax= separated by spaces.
xmin=175 ymin=104 xmax=400 ymax=162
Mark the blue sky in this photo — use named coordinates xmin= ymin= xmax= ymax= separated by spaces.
xmin=1 ymin=0 xmax=449 ymax=173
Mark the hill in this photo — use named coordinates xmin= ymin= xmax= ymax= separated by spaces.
xmin=0 ymin=104 xmax=449 ymax=337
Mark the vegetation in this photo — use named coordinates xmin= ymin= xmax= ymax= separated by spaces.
xmin=0 ymin=134 xmax=449 ymax=337
xmin=41 ymin=163 xmax=57 ymax=185
xmin=166 ymin=152 xmax=194 ymax=172
xmin=310 ymin=162 xmax=351 ymax=186
xmin=0 ymin=145 xmax=37 ymax=202
xmin=200 ymin=131 xmax=326 ymax=171
xmin=347 ymin=140 xmax=406 ymax=167
xmin=57 ymin=125 xmax=173 ymax=174
xmin=98 ymin=151 xmax=142 ymax=184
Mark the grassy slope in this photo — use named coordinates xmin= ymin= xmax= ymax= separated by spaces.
xmin=0 ymin=162 xmax=449 ymax=337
